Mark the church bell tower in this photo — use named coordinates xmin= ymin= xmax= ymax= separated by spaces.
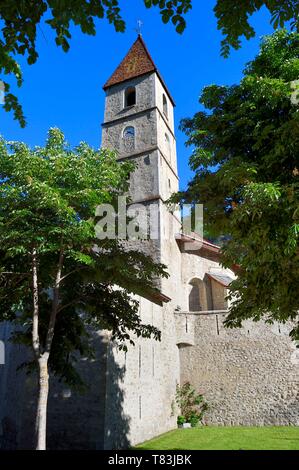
xmin=101 ymin=35 xmax=181 ymax=298
xmin=102 ymin=34 xmax=178 ymax=199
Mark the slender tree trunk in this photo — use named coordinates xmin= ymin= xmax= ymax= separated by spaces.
xmin=45 ymin=246 xmax=64 ymax=354
xmin=31 ymin=243 xmax=64 ymax=450
xmin=36 ymin=356 xmax=49 ymax=450
xmin=32 ymin=248 xmax=40 ymax=358
xmin=35 ymin=244 xmax=64 ymax=450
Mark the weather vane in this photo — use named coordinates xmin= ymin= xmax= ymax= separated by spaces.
xmin=135 ymin=19 xmax=143 ymax=36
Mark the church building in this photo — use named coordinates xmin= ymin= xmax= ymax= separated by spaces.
xmin=99 ymin=35 xmax=299 ymax=448
xmin=0 ymin=36 xmax=298 ymax=450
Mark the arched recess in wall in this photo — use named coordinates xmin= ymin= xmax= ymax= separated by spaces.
xmin=188 ymin=278 xmax=209 ymax=312
xmin=165 ymin=133 xmax=171 ymax=161
xmin=124 ymin=86 xmax=136 ymax=107
xmin=204 ymin=273 xmax=229 ymax=311
xmin=163 ymin=94 xmax=168 ymax=117
xmin=188 ymin=278 xmax=202 ymax=312
xmin=123 ymin=126 xmax=135 ymax=152
xmin=188 ymin=274 xmax=230 ymax=312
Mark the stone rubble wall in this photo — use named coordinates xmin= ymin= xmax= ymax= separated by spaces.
xmin=179 ymin=313 xmax=299 ymax=426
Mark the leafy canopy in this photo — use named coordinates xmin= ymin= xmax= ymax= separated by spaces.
xmin=0 ymin=128 xmax=168 ymax=389
xmin=176 ymin=30 xmax=299 ymax=340
xmin=2 ymin=1 xmax=299 ymax=125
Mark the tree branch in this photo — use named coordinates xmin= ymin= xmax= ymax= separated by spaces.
xmin=0 ymin=272 xmax=30 ymax=275
xmin=59 ymin=266 xmax=89 ymax=282
xmin=56 ymin=298 xmax=82 ymax=314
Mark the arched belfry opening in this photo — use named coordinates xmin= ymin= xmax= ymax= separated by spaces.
xmin=124 ymin=87 xmax=136 ymax=107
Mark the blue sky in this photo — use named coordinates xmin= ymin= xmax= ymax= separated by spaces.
xmin=0 ymin=1 xmax=274 ymax=189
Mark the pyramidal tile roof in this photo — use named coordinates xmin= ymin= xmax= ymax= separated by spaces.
xmin=103 ymin=35 xmax=175 ymax=105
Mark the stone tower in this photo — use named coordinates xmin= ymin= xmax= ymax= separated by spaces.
xmin=101 ymin=35 xmax=183 ymax=448
xmin=102 ymin=34 xmax=178 ymax=203
xmin=101 ymin=35 xmax=181 ymax=277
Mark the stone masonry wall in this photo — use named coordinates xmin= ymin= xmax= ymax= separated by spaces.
xmin=0 ymin=324 xmax=109 ymax=449
xmin=104 ymin=296 xmax=179 ymax=449
xmin=180 ymin=313 xmax=299 ymax=426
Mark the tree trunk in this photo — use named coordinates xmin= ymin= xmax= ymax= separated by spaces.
xmin=32 ymin=247 xmax=40 ymax=357
xmin=36 ymin=356 xmax=49 ymax=450
xmin=32 ymin=244 xmax=64 ymax=450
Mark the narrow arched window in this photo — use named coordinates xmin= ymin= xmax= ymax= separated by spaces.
xmin=123 ymin=126 xmax=135 ymax=151
xmin=163 ymin=94 xmax=168 ymax=117
xmin=125 ymin=87 xmax=136 ymax=107
xmin=123 ymin=126 xmax=135 ymax=139
xmin=189 ymin=282 xmax=200 ymax=312
xmin=165 ymin=133 xmax=171 ymax=159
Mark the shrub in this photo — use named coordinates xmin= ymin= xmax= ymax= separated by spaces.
xmin=177 ymin=415 xmax=186 ymax=426
xmin=175 ymin=382 xmax=208 ymax=425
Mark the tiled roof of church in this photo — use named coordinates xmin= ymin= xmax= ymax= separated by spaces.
xmin=103 ymin=35 xmax=175 ymax=105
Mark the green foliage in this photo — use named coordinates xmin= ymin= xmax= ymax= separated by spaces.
xmin=144 ymin=1 xmax=192 ymax=33
xmin=0 ymin=0 xmax=191 ymax=126
xmin=175 ymin=382 xmax=208 ymax=425
xmin=215 ymin=1 xmax=299 ymax=57
xmin=175 ymin=30 xmax=299 ymax=340
xmin=189 ymin=414 xmax=200 ymax=428
xmin=177 ymin=415 xmax=186 ymax=426
xmin=3 ymin=1 xmax=299 ymax=125
xmin=0 ymin=128 xmax=168 ymax=389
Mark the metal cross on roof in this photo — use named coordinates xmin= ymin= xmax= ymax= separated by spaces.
xmin=135 ymin=19 xmax=143 ymax=36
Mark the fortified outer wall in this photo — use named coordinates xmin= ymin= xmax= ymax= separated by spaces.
xmin=179 ymin=313 xmax=299 ymax=426
xmin=0 ymin=325 xmax=110 ymax=449
xmin=104 ymin=296 xmax=180 ymax=449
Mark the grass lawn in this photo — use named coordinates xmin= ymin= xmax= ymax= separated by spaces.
xmin=135 ymin=427 xmax=299 ymax=450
